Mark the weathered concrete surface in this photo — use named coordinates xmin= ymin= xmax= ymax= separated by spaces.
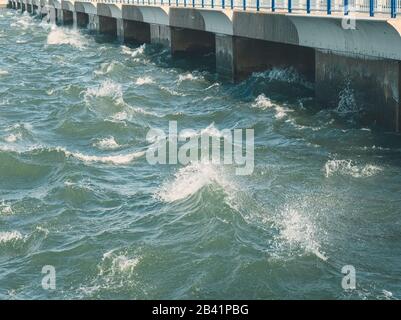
xmin=98 ymin=15 xmax=117 ymax=37
xmin=61 ymin=9 xmax=73 ymax=25
xmin=150 ymin=24 xmax=171 ymax=47
xmin=216 ymin=35 xmax=315 ymax=82
xmin=75 ymin=11 xmax=88 ymax=28
xmin=171 ymin=27 xmax=215 ymax=55
xmin=316 ymin=50 xmax=401 ymax=131
xmin=123 ymin=19 xmax=150 ymax=44
xmin=122 ymin=5 xmax=169 ymax=25
xmin=216 ymin=34 xmax=235 ymax=81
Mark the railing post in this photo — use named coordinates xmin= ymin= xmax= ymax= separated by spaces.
xmin=222 ymin=0 xmax=225 ymax=8
xmin=201 ymin=0 xmax=204 ymax=7
xmin=192 ymin=0 xmax=195 ymax=7
xmin=391 ymin=0 xmax=396 ymax=18
xmin=230 ymin=0 xmax=233 ymax=9
xmin=288 ymin=0 xmax=292 ymax=12
xmin=243 ymin=0 xmax=246 ymax=10
xmin=369 ymin=0 xmax=374 ymax=16
xmin=327 ymin=0 xmax=331 ymax=14
xmin=344 ymin=0 xmax=348 ymax=15
xmin=212 ymin=0 xmax=214 ymax=8
xmin=272 ymin=0 xmax=275 ymax=11
xmin=307 ymin=0 xmax=310 ymax=13
xmin=256 ymin=0 xmax=260 ymax=10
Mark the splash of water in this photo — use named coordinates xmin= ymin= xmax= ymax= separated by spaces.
xmin=46 ymin=26 xmax=85 ymax=49
xmin=93 ymin=137 xmax=121 ymax=151
xmin=324 ymin=159 xmax=382 ymax=178
xmin=155 ymin=161 xmax=235 ymax=203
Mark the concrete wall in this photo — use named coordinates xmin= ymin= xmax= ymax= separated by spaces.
xmin=123 ymin=19 xmax=150 ymax=44
xmin=171 ymin=27 xmax=215 ymax=55
xmin=98 ymin=15 xmax=117 ymax=37
xmin=75 ymin=11 xmax=89 ymax=28
xmin=316 ymin=51 xmax=401 ymax=131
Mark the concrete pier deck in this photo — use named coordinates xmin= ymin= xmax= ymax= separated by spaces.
xmin=7 ymin=0 xmax=401 ymax=131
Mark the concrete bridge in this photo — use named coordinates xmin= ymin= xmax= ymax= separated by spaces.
xmin=5 ymin=0 xmax=401 ymax=131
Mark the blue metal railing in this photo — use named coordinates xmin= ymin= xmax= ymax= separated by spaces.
xmin=74 ymin=0 xmax=400 ymax=18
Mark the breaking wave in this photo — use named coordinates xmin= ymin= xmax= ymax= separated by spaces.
xmin=155 ymin=161 xmax=236 ymax=203
xmin=0 ymin=231 xmax=24 ymax=245
xmin=252 ymin=94 xmax=291 ymax=119
xmin=46 ymin=27 xmax=85 ymax=49
xmin=324 ymin=160 xmax=382 ymax=178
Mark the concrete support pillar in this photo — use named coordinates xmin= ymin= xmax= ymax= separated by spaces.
xmin=48 ymin=7 xmax=56 ymax=24
xmin=215 ymin=34 xmax=235 ymax=81
xmin=61 ymin=10 xmax=73 ymax=26
xmin=117 ymin=18 xmax=124 ymax=43
xmin=150 ymin=24 xmax=171 ymax=47
xmin=88 ymin=14 xmax=99 ymax=32
xmin=215 ymin=36 xmax=315 ymax=82
xmin=75 ymin=12 xmax=89 ymax=28
xmin=27 ymin=3 xmax=32 ymax=13
xmin=123 ymin=20 xmax=150 ymax=44
xmin=171 ymin=28 xmax=215 ymax=56
xmin=17 ymin=1 xmax=20 ymax=9
xmin=315 ymin=50 xmax=401 ymax=131
xmin=21 ymin=1 xmax=25 ymax=11
xmin=98 ymin=15 xmax=117 ymax=38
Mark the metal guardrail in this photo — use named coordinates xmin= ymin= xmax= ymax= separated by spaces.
xmin=61 ymin=0 xmax=401 ymax=18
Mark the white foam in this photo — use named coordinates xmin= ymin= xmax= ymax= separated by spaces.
xmin=278 ymin=206 xmax=328 ymax=261
xmin=94 ymin=61 xmax=120 ymax=76
xmin=93 ymin=137 xmax=121 ymax=151
xmin=155 ymin=161 xmax=234 ymax=203
xmin=337 ymin=81 xmax=359 ymax=114
xmin=178 ymin=73 xmax=200 ymax=83
xmin=253 ymin=94 xmax=291 ymax=119
xmin=135 ymin=76 xmax=154 ymax=85
xmin=62 ymin=148 xmax=145 ymax=165
xmin=121 ymin=44 xmax=146 ymax=62
xmin=46 ymin=27 xmax=85 ymax=49
xmin=100 ymin=250 xmax=141 ymax=275
xmin=0 ymin=201 xmax=13 ymax=216
xmin=178 ymin=123 xmax=225 ymax=140
xmin=0 ymin=231 xmax=23 ymax=244
xmin=4 ymin=133 xmax=22 ymax=143
xmin=324 ymin=160 xmax=382 ymax=178
xmin=0 ymin=69 xmax=9 ymax=76
xmin=84 ymin=80 xmax=123 ymax=100
xmin=254 ymin=67 xmax=313 ymax=89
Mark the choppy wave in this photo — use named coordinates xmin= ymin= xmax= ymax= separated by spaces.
xmin=61 ymin=147 xmax=145 ymax=165
xmin=0 ymin=231 xmax=24 ymax=245
xmin=94 ymin=61 xmax=122 ymax=76
xmin=155 ymin=161 xmax=235 ymax=203
xmin=324 ymin=160 xmax=382 ymax=178
xmin=253 ymin=67 xmax=313 ymax=89
xmin=276 ymin=205 xmax=328 ymax=261
xmin=0 ymin=201 xmax=13 ymax=216
xmin=46 ymin=27 xmax=85 ymax=49
xmin=100 ymin=250 xmax=141 ymax=275
xmin=253 ymin=94 xmax=291 ymax=119
xmin=135 ymin=76 xmax=154 ymax=85
xmin=84 ymin=79 xmax=123 ymax=100
xmin=93 ymin=137 xmax=121 ymax=151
